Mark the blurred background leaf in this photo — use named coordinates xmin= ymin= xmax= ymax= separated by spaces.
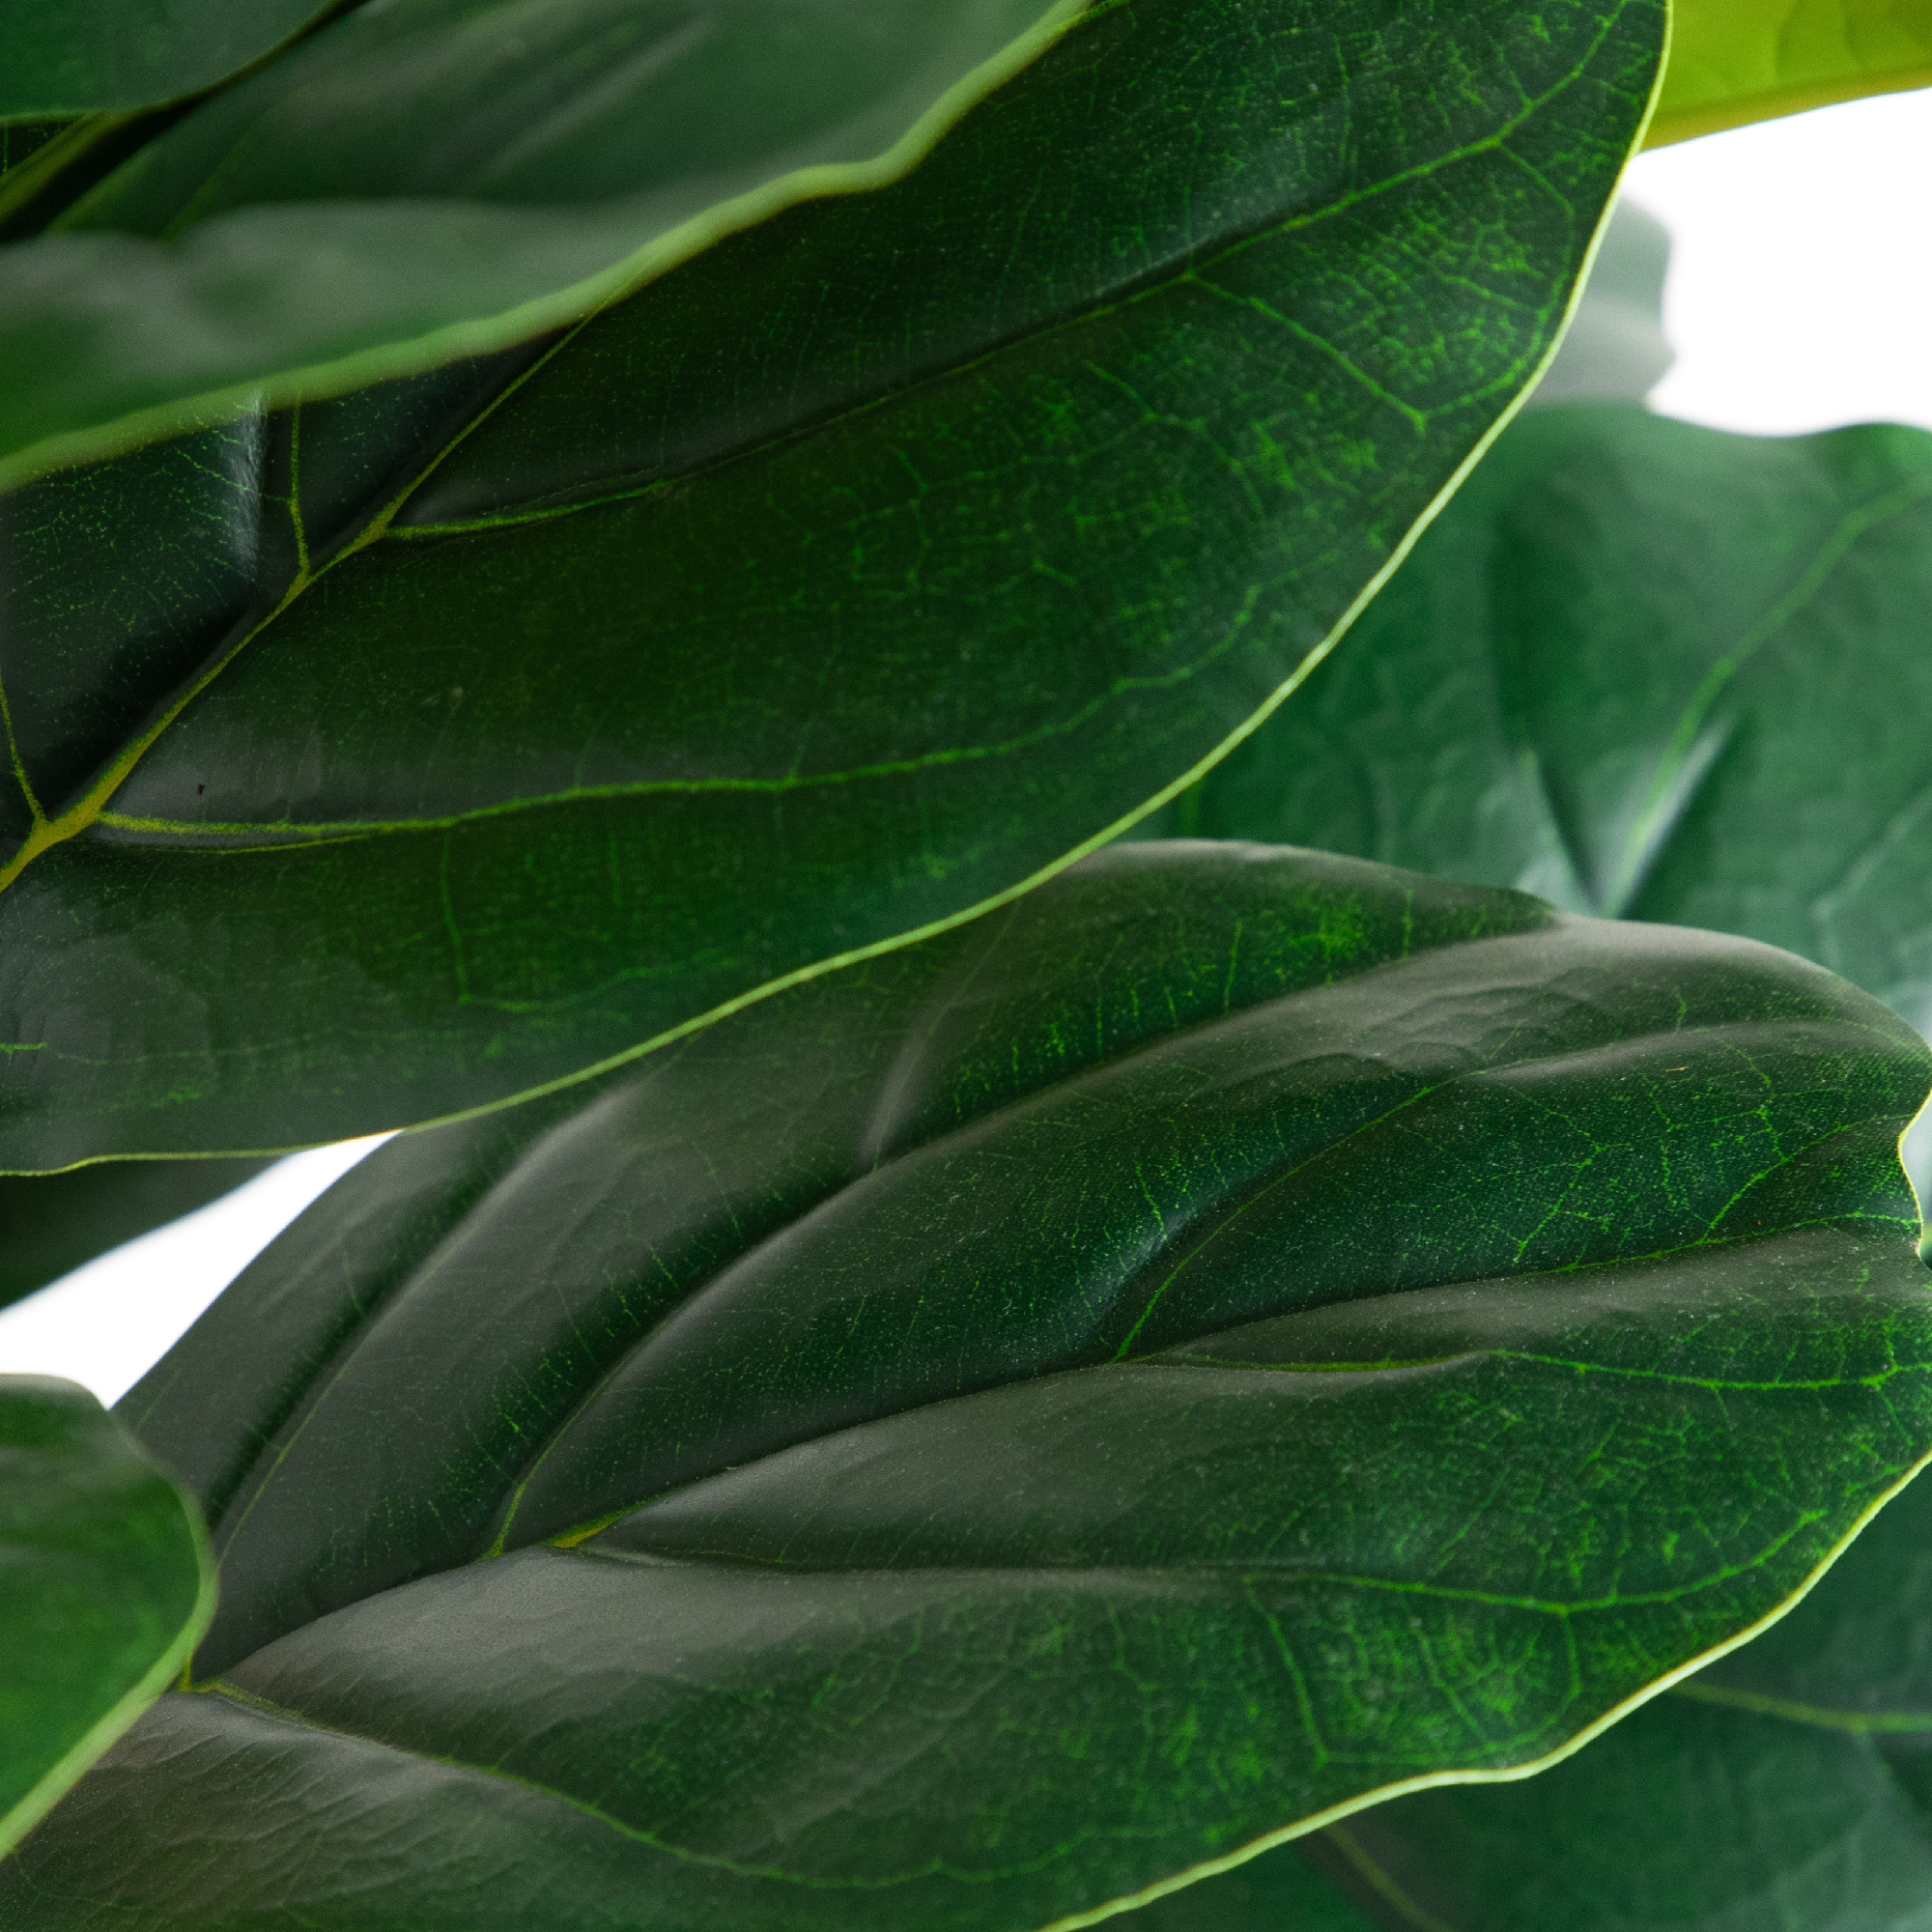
xmin=1651 ymin=0 xmax=1932 ymax=148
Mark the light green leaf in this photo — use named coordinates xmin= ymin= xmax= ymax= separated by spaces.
xmin=0 ymin=0 xmax=1081 ymax=484
xmin=0 ymin=0 xmax=1662 ymax=1169
xmin=1649 ymin=0 xmax=1932 ymax=149
xmin=0 ymin=0 xmax=327 ymax=120
xmin=1241 ymin=1458 xmax=1932 ymax=1932
xmin=1172 ymin=404 xmax=1932 ymax=1035
xmin=9 ymin=842 xmax=1931 ymax=1929
xmin=0 ymin=1375 xmax=214 ymax=1860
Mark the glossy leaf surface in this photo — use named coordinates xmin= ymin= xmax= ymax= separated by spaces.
xmin=1236 ymin=1453 xmax=1932 ymax=1932
xmin=1171 ymin=404 xmax=1932 ymax=1034
xmin=9 ymin=842 xmax=1932 ymax=1929
xmin=0 ymin=1376 xmax=213 ymax=1859
xmin=0 ymin=1159 xmax=270 ymax=1313
xmin=0 ymin=0 xmax=327 ymax=120
xmin=0 ymin=0 xmax=1661 ymax=1169
xmin=1649 ymin=0 xmax=1932 ymax=148
xmin=0 ymin=0 xmax=1073 ymax=481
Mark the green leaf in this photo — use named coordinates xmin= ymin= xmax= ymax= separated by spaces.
xmin=0 ymin=0 xmax=1080 ymax=483
xmin=9 ymin=841 xmax=1931 ymax=1929
xmin=0 ymin=1375 xmax=214 ymax=1859
xmin=1243 ymin=1459 xmax=1932 ymax=1932
xmin=1173 ymin=404 xmax=1932 ymax=1035
xmin=1109 ymin=1841 xmax=1381 ymax=1931
xmin=0 ymin=122 xmax=74 ymax=185
xmin=0 ymin=1159 xmax=271 ymax=1313
xmin=1648 ymin=0 xmax=1932 ymax=149
xmin=0 ymin=0 xmax=1662 ymax=1169
xmin=0 ymin=0 xmax=327 ymax=120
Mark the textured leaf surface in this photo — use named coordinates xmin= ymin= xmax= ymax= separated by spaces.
xmin=0 ymin=1376 xmax=213 ymax=1859
xmin=0 ymin=0 xmax=1074 ymax=481
xmin=1649 ymin=0 xmax=1932 ymax=148
xmin=0 ymin=0 xmax=1660 ymax=1169
xmin=0 ymin=1159 xmax=270 ymax=1313
xmin=1233 ymin=1456 xmax=1932 ymax=1932
xmin=1169 ymin=404 xmax=1932 ymax=1034
xmin=0 ymin=0 xmax=327 ymax=119
xmin=7 ymin=842 xmax=1932 ymax=1929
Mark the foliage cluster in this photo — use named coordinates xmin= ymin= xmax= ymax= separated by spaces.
xmin=5 ymin=1 xmax=1932 ymax=1926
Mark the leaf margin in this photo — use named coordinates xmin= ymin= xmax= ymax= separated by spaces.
xmin=0 ymin=1377 xmax=219 ymax=1861
xmin=0 ymin=0 xmax=1092 ymax=494
xmin=1046 ymin=1426 xmax=1932 ymax=1931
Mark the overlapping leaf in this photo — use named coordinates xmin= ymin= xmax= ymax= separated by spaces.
xmin=1648 ymin=0 xmax=1932 ymax=148
xmin=1168 ymin=403 xmax=1932 ymax=1032
xmin=7 ymin=842 xmax=1931 ymax=1929
xmin=0 ymin=1376 xmax=214 ymax=1860
xmin=0 ymin=0 xmax=1661 ymax=1170
xmin=0 ymin=0 xmax=1082 ymax=480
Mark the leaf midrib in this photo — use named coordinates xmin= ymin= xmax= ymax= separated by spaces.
xmin=203 ymin=972 xmax=1901 ymax=1622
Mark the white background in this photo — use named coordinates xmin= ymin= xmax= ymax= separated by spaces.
xmin=5 ymin=88 xmax=1932 ymax=1405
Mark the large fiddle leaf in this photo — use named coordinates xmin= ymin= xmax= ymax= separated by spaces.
xmin=0 ymin=0 xmax=1078 ymax=480
xmin=0 ymin=0 xmax=328 ymax=120
xmin=1169 ymin=404 xmax=1932 ymax=1035
xmin=0 ymin=1376 xmax=214 ymax=1859
xmin=8 ymin=842 xmax=1931 ymax=1929
xmin=1649 ymin=0 xmax=1932 ymax=149
xmin=0 ymin=0 xmax=1662 ymax=1170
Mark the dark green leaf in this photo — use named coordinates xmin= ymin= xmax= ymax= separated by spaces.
xmin=1238 ymin=1458 xmax=1932 ymax=1932
xmin=0 ymin=1375 xmax=213 ymax=1858
xmin=0 ymin=0 xmax=327 ymax=120
xmin=0 ymin=0 xmax=1077 ymax=480
xmin=0 ymin=0 xmax=1661 ymax=1169
xmin=0 ymin=1159 xmax=271 ymax=1314
xmin=1173 ymin=404 xmax=1932 ymax=1034
xmin=9 ymin=842 xmax=1931 ymax=1929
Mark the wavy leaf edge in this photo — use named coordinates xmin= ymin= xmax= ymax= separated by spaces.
xmin=0 ymin=0 xmax=1090 ymax=494
xmin=1056 ymin=1432 xmax=1932 ymax=1931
